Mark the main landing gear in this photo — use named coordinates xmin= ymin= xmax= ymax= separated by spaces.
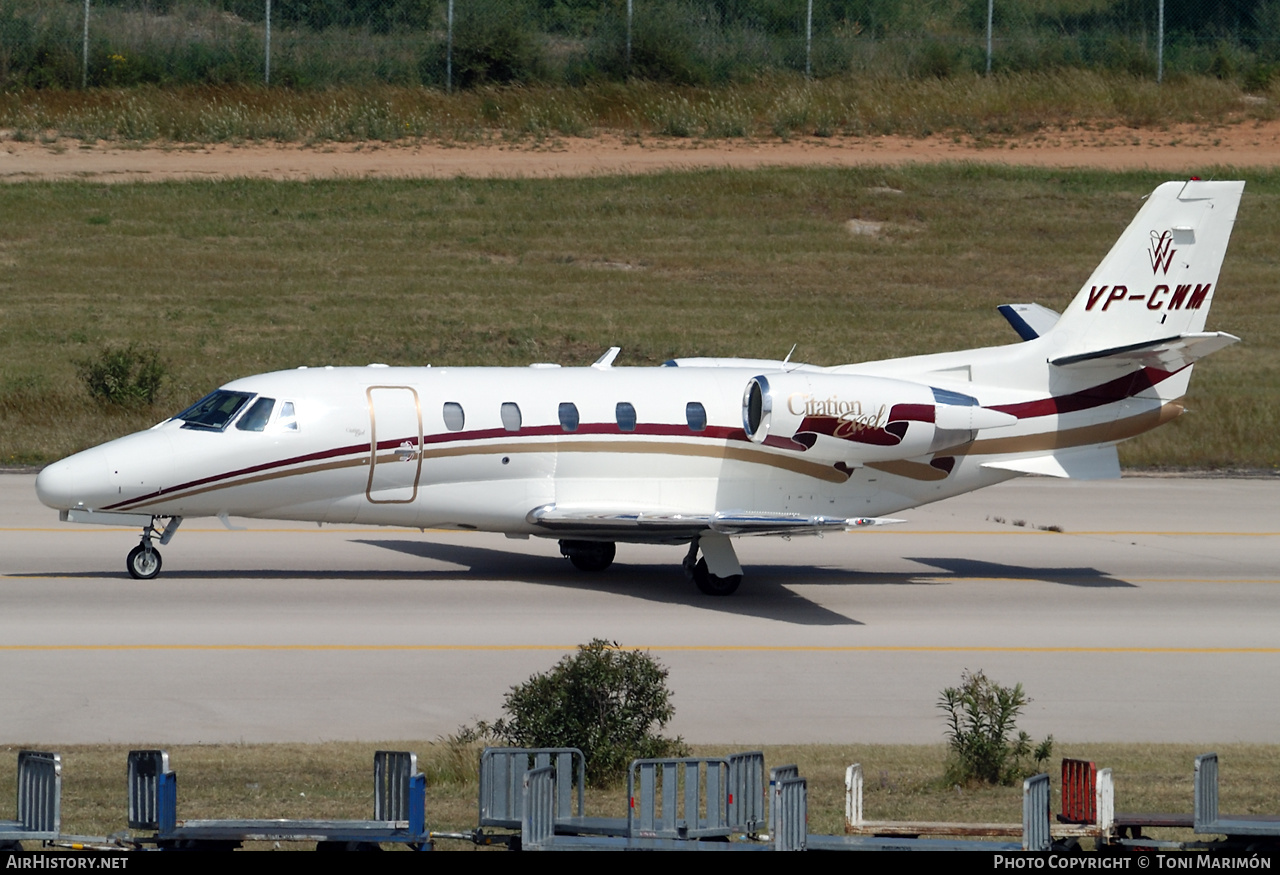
xmin=559 ymin=533 xmax=744 ymax=596
xmin=558 ymin=540 xmax=616 ymax=572
xmin=126 ymin=516 xmax=183 ymax=580
xmin=683 ymin=533 xmax=743 ymax=597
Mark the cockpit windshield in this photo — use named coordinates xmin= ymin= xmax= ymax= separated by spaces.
xmin=235 ymin=397 xmax=276 ymax=432
xmin=174 ymin=390 xmax=255 ymax=431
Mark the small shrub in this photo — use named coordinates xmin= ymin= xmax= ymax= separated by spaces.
xmin=75 ymin=343 xmax=167 ymax=408
xmin=938 ymin=669 xmax=1053 ymax=786
xmin=489 ymin=639 xmax=687 ymax=786
xmin=448 ymin=0 xmax=546 ymax=88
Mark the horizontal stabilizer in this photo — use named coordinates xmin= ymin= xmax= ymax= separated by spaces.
xmin=1050 ymin=331 xmax=1239 ymax=371
xmin=981 ymin=445 xmax=1120 ymax=480
xmin=527 ymin=504 xmax=904 ymax=538
xmin=998 ymin=303 xmax=1061 ymax=341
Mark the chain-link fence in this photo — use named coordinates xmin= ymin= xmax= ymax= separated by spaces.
xmin=4 ymin=0 xmax=1280 ymax=91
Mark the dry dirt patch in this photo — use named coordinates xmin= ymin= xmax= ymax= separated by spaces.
xmin=4 ymin=121 xmax=1280 ymax=183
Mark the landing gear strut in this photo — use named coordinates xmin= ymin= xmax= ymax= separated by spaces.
xmin=126 ymin=516 xmax=183 ymax=581
xmin=683 ymin=534 xmax=743 ymax=596
xmin=559 ymin=540 xmax=616 ymax=572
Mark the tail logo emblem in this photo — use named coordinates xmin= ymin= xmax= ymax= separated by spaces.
xmin=1149 ymin=230 xmax=1176 ymax=275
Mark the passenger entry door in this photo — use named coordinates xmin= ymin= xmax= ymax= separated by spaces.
xmin=366 ymin=386 xmax=423 ymax=504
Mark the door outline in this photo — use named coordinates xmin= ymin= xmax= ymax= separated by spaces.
xmin=365 ymin=385 xmax=423 ymax=504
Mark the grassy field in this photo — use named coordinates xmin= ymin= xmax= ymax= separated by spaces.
xmin=2 ymin=70 xmax=1276 ymax=144
xmin=1 ymin=164 xmax=1277 ymax=468
xmin=3 ymin=741 xmax=1279 ymax=848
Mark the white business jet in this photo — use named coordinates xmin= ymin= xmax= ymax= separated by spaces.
xmin=36 ymin=180 xmax=1244 ymax=595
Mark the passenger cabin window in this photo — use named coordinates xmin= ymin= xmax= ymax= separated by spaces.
xmin=616 ymin=402 xmax=637 ymax=432
xmin=443 ymin=402 xmax=465 ymax=432
xmin=685 ymin=402 xmax=707 ymax=432
xmin=558 ymin=402 xmax=579 ymax=432
xmin=235 ymin=397 xmax=276 ymax=432
xmin=500 ymin=402 xmax=522 ymax=432
xmin=175 ymin=390 xmax=254 ymax=431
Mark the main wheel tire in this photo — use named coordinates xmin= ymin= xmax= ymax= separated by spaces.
xmin=691 ymin=558 xmax=741 ymax=596
xmin=560 ymin=540 xmax=616 ymax=572
xmin=127 ymin=544 xmax=162 ymax=580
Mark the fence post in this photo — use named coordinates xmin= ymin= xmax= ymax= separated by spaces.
xmin=82 ymin=0 xmax=90 ymax=88
xmin=264 ymin=0 xmax=271 ymax=85
xmin=986 ymin=0 xmax=993 ymax=74
xmin=805 ymin=0 xmax=812 ymax=78
xmin=1157 ymin=0 xmax=1164 ymax=84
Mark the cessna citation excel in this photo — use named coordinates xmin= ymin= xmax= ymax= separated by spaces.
xmin=36 ymin=180 xmax=1244 ymax=595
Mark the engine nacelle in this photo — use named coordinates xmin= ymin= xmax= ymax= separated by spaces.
xmin=742 ymin=373 xmax=1015 ymax=464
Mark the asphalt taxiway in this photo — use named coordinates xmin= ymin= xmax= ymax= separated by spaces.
xmin=1 ymin=473 xmax=1276 ymax=745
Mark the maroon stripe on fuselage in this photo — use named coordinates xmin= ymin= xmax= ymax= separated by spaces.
xmin=990 ymin=366 xmax=1176 ymax=419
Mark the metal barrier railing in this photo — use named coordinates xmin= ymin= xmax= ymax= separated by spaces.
xmin=627 ymin=757 xmax=731 ymax=840
xmin=479 ymin=747 xmax=584 ymax=830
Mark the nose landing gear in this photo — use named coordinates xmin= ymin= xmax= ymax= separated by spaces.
xmin=127 ymin=542 xmax=162 ymax=580
xmin=125 ymin=516 xmax=183 ymax=580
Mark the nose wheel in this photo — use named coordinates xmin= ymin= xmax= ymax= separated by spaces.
xmin=127 ymin=542 xmax=163 ymax=580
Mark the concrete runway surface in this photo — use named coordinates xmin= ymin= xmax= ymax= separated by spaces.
xmin=0 ymin=472 xmax=1276 ymax=746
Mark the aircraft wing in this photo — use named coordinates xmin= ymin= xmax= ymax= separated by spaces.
xmin=526 ymin=504 xmax=904 ymax=540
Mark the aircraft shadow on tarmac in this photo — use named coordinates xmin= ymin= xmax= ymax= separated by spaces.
xmin=902 ymin=557 xmax=1134 ymax=588
xmin=353 ymin=539 xmax=862 ymax=626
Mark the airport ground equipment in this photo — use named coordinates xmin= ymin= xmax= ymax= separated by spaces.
xmin=468 ymin=747 xmax=766 ymax=847
xmin=767 ymin=763 xmax=799 ymax=837
xmin=1193 ymin=752 xmax=1280 ymax=850
xmin=519 ymin=765 xmax=770 ymax=851
xmin=125 ymin=749 xmax=430 ymax=850
xmin=805 ymin=772 xmax=1054 ymax=851
xmin=1100 ymin=752 xmax=1280 ymax=850
xmin=518 ymin=765 xmax=1053 ymax=851
xmin=842 ymin=759 xmax=1111 ymax=846
xmin=0 ymin=751 xmax=62 ymax=850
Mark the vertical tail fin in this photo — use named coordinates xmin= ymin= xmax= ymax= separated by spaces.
xmin=1048 ymin=180 xmax=1244 ymax=362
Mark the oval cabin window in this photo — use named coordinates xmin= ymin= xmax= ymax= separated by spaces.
xmin=500 ymin=402 xmax=522 ymax=432
xmin=615 ymin=402 xmax=637 ymax=432
xmin=443 ymin=402 xmax=465 ymax=432
xmin=685 ymin=402 xmax=707 ymax=432
xmin=558 ymin=402 xmax=579 ymax=432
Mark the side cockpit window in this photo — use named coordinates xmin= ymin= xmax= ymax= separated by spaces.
xmin=235 ymin=397 xmax=276 ymax=432
xmin=277 ymin=401 xmax=298 ymax=432
xmin=175 ymin=390 xmax=254 ymax=431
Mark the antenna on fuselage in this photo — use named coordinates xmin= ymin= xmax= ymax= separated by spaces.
xmin=782 ymin=343 xmax=800 ymax=370
xmin=592 ymin=347 xmax=621 ymax=369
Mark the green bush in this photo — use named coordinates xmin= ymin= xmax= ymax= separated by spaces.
xmin=489 ymin=639 xmax=687 ymax=786
xmin=938 ymin=669 xmax=1053 ymax=786
xmin=447 ymin=0 xmax=545 ymax=87
xmin=75 ymin=343 xmax=167 ymax=408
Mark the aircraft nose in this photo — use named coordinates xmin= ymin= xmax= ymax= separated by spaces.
xmin=35 ymin=447 xmax=111 ymax=511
